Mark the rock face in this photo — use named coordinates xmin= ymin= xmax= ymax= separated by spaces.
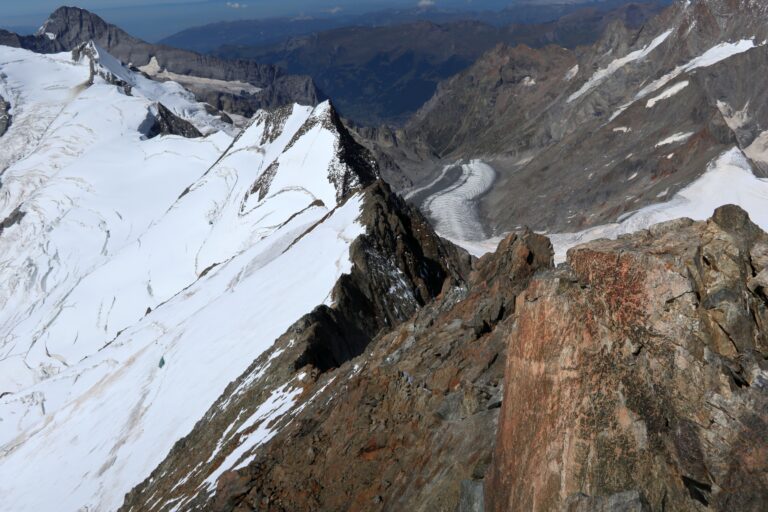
xmin=0 ymin=94 xmax=9 ymax=137
xmin=3 ymin=7 xmax=321 ymax=115
xmin=392 ymin=0 xmax=768 ymax=237
xmin=405 ymin=43 xmax=577 ymax=158
xmin=488 ymin=205 xmax=768 ymax=511
xmin=145 ymin=103 xmax=203 ymax=139
xmin=119 ymin=226 xmax=553 ymax=511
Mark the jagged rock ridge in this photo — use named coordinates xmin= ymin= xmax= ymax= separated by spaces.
xmin=121 ymin=227 xmax=552 ymax=511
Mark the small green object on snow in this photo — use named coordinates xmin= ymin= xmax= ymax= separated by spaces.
xmin=159 ymin=356 xmax=166 ymax=368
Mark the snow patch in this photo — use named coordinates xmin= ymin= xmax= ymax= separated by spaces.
xmin=717 ymin=100 xmax=751 ymax=131
xmin=656 ymin=131 xmax=694 ymax=147
xmin=646 ymin=80 xmax=689 ymax=108
xmin=564 ymin=64 xmax=579 ymax=81
xmin=636 ymin=40 xmax=757 ymax=104
xmin=568 ymin=30 xmax=672 ymax=102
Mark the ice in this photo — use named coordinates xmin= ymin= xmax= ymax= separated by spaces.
xmin=422 ymin=159 xmax=495 ymax=243
xmin=86 ymin=43 xmax=234 ymax=136
xmin=655 ymin=131 xmax=694 ymax=147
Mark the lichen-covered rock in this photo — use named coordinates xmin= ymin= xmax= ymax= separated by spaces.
xmin=487 ymin=205 xmax=768 ymax=511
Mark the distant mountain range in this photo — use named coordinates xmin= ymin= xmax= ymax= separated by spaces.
xmin=160 ymin=1 xmax=654 ymax=53
xmin=205 ymin=2 xmax=669 ymax=125
xmin=0 ymin=7 xmax=322 ymax=118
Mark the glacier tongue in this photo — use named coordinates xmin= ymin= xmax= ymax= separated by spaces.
xmin=0 ymin=44 xmax=369 ymax=512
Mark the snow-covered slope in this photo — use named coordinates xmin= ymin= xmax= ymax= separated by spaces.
xmin=0 ymin=44 xmax=372 ymax=511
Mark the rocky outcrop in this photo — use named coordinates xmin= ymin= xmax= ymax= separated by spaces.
xmin=0 ymin=206 xmax=24 ymax=236
xmin=144 ymin=103 xmax=203 ymax=139
xmin=0 ymin=94 xmax=9 ymax=137
xmin=487 ymin=205 xmax=768 ymax=511
xmin=294 ymin=180 xmax=471 ymax=371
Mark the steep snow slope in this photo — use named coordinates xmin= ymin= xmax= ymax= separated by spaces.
xmin=0 ymin=44 xmax=371 ymax=512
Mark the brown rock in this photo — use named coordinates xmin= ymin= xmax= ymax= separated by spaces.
xmin=487 ymin=205 xmax=768 ymax=512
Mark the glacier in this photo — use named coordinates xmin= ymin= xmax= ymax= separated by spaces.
xmin=0 ymin=44 xmax=367 ymax=511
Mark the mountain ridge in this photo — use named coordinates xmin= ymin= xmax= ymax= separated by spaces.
xmin=0 ymin=6 xmax=322 ymax=117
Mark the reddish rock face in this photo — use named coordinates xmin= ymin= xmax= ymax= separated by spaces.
xmin=488 ymin=206 xmax=768 ymax=512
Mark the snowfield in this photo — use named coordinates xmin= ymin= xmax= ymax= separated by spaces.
xmin=0 ymin=45 xmax=365 ymax=512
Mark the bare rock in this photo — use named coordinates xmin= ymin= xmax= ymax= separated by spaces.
xmin=487 ymin=205 xmax=768 ymax=512
xmin=0 ymin=94 xmax=10 ymax=138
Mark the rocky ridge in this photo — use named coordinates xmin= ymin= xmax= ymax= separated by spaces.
xmin=120 ymin=199 xmax=768 ymax=512
xmin=0 ymin=94 xmax=9 ymax=137
xmin=119 ymin=177 xmax=476 ymax=510
xmin=121 ymin=225 xmax=552 ymax=512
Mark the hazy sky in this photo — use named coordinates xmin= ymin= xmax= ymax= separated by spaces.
xmin=1 ymin=0 xmax=513 ymax=41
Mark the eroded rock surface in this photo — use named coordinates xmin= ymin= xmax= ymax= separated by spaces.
xmin=488 ymin=205 xmax=768 ymax=511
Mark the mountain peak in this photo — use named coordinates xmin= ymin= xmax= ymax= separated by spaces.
xmin=36 ymin=5 xmax=129 ymax=47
